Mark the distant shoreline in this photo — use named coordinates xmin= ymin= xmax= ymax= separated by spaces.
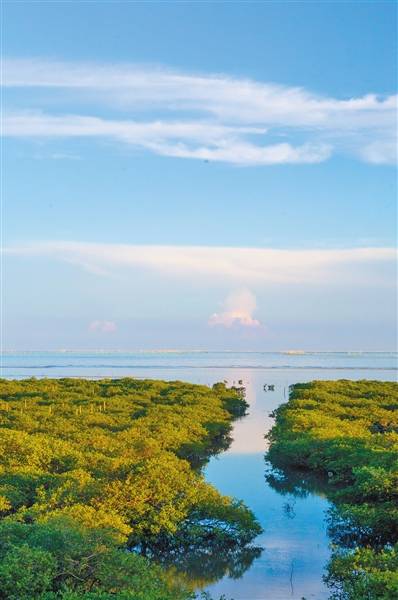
xmin=2 ymin=350 xmax=397 ymax=355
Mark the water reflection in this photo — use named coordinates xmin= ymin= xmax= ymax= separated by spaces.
xmin=265 ymin=455 xmax=397 ymax=599
xmin=204 ymin=371 xmax=331 ymax=599
xmin=3 ymin=356 xmax=395 ymax=599
xmin=265 ymin=463 xmax=330 ymax=499
xmin=155 ymin=543 xmax=262 ymax=588
xmin=204 ymin=369 xmax=395 ymax=600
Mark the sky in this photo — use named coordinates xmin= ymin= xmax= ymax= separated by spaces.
xmin=3 ymin=0 xmax=397 ymax=351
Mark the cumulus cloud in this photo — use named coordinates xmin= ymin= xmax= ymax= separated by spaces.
xmin=5 ymin=242 xmax=396 ymax=287
xmin=3 ymin=58 xmax=396 ymax=165
xmin=209 ymin=290 xmax=261 ymax=328
xmin=89 ymin=320 xmax=117 ymax=333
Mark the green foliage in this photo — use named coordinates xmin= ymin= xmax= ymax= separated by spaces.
xmin=0 ymin=543 xmax=56 ymax=599
xmin=326 ymin=545 xmax=398 ymax=600
xmin=0 ymin=377 xmax=258 ymax=598
xmin=267 ymin=380 xmax=398 ymax=600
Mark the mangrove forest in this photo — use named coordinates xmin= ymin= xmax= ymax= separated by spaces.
xmin=267 ymin=380 xmax=398 ymax=600
xmin=0 ymin=377 xmax=261 ymax=600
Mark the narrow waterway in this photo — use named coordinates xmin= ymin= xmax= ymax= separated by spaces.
xmin=203 ymin=367 xmax=396 ymax=600
xmin=2 ymin=352 xmax=397 ymax=599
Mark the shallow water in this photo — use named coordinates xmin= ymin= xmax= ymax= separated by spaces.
xmin=2 ymin=350 xmax=397 ymax=377
xmin=2 ymin=352 xmax=397 ymax=599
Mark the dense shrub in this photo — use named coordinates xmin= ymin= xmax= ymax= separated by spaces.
xmin=0 ymin=377 xmax=259 ymax=598
xmin=267 ymin=380 xmax=398 ymax=600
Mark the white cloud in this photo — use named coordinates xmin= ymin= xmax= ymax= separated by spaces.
xmin=4 ymin=112 xmax=261 ymax=141
xmin=150 ymin=139 xmax=331 ymax=165
xmin=209 ymin=290 xmax=261 ymax=328
xmin=6 ymin=242 xmax=396 ymax=287
xmin=89 ymin=320 xmax=117 ymax=333
xmin=358 ymin=139 xmax=398 ymax=165
xmin=3 ymin=58 xmax=394 ymax=129
xmin=4 ymin=112 xmax=327 ymax=165
xmin=3 ymin=58 xmax=396 ymax=165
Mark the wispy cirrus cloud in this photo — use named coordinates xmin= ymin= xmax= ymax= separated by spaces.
xmin=5 ymin=112 xmax=328 ymax=165
xmin=3 ymin=58 xmax=396 ymax=165
xmin=5 ymin=241 xmax=396 ymax=287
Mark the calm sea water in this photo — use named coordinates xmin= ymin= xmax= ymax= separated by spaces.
xmin=1 ymin=351 xmax=397 ymax=600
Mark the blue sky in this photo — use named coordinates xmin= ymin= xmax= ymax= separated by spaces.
xmin=3 ymin=1 xmax=397 ymax=350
